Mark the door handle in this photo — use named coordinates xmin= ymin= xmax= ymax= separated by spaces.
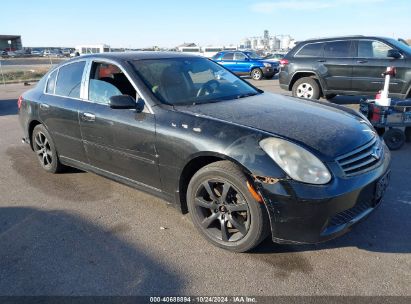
xmin=317 ymin=59 xmax=326 ymax=62
xmin=357 ymin=60 xmax=368 ymax=63
xmin=81 ymin=112 xmax=96 ymax=122
xmin=40 ymin=103 xmax=50 ymax=110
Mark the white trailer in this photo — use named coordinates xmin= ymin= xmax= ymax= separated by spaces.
xmin=72 ymin=44 xmax=111 ymax=56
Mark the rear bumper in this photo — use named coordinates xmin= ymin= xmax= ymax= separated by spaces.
xmin=278 ymin=71 xmax=290 ymax=90
xmin=257 ymin=145 xmax=391 ymax=244
xmin=262 ymin=67 xmax=277 ymax=78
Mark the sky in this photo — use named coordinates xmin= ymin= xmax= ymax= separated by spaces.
xmin=2 ymin=0 xmax=410 ymax=48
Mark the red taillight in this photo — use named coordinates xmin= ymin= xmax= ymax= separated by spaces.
xmin=279 ymin=59 xmax=289 ymax=67
xmin=17 ymin=96 xmax=23 ymax=109
xmin=370 ymin=105 xmax=381 ymax=123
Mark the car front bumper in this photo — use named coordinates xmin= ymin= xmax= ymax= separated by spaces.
xmin=256 ymin=144 xmax=391 ymax=244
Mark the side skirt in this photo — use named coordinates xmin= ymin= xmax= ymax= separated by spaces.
xmin=59 ymin=156 xmax=177 ymax=207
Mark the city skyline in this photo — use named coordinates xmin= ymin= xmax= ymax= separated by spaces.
xmin=2 ymin=0 xmax=410 ymax=48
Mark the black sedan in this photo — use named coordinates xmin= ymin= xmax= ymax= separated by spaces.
xmin=18 ymin=52 xmax=391 ymax=252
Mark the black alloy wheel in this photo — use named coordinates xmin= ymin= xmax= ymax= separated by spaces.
xmin=32 ymin=124 xmax=63 ymax=173
xmin=193 ymin=179 xmax=250 ymax=243
xmin=187 ymin=161 xmax=269 ymax=252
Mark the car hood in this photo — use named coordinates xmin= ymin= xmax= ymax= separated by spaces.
xmin=176 ymin=93 xmax=375 ymax=160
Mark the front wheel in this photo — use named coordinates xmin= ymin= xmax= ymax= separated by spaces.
xmin=292 ymin=77 xmax=320 ymax=99
xmin=187 ymin=161 xmax=269 ymax=252
xmin=251 ymin=68 xmax=263 ymax=80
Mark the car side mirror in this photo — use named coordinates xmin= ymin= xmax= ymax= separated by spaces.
xmin=109 ymin=95 xmax=137 ymax=110
xmin=387 ymin=49 xmax=402 ymax=59
xmin=135 ymin=97 xmax=145 ymax=113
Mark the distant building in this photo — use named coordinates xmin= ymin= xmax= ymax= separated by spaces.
xmin=176 ymin=43 xmax=201 ymax=54
xmin=240 ymin=31 xmax=295 ymax=51
xmin=74 ymin=44 xmax=111 ymax=56
xmin=0 ymin=35 xmax=22 ymax=51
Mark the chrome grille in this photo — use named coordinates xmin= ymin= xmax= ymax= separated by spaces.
xmin=336 ymin=137 xmax=383 ymax=176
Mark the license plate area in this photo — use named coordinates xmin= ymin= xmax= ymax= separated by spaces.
xmin=375 ymin=171 xmax=390 ymax=201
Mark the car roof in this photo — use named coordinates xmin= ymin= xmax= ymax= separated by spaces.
xmin=218 ymin=50 xmax=244 ymax=54
xmin=301 ymin=35 xmax=393 ymax=43
xmin=78 ymin=51 xmax=202 ymax=61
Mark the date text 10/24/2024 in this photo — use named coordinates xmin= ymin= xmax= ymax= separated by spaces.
xmin=149 ymin=296 xmax=258 ymax=303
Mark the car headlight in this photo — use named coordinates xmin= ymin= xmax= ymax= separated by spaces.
xmin=259 ymin=138 xmax=331 ymax=185
xmin=263 ymin=62 xmax=272 ymax=67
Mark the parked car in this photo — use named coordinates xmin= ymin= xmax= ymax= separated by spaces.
xmin=6 ymin=51 xmax=17 ymax=57
xmin=30 ymin=49 xmax=43 ymax=56
xmin=264 ymin=53 xmax=285 ymax=62
xmin=279 ymin=36 xmax=411 ymax=100
xmin=212 ymin=50 xmax=279 ymax=80
xmin=1 ymin=50 xmax=9 ymax=58
xmin=18 ymin=52 xmax=391 ymax=252
xmin=61 ymin=49 xmax=72 ymax=57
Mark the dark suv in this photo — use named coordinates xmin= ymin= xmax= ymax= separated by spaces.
xmin=279 ymin=36 xmax=411 ymax=100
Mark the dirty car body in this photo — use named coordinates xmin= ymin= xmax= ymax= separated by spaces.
xmin=18 ymin=52 xmax=391 ymax=250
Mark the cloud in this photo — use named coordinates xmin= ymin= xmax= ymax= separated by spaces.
xmin=251 ymin=0 xmax=385 ymax=13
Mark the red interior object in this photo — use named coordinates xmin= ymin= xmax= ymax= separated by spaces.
xmin=370 ymin=104 xmax=381 ymax=123
xmin=17 ymin=95 xmax=23 ymax=109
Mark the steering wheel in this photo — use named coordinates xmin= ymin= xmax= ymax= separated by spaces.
xmin=196 ymin=80 xmax=220 ymax=97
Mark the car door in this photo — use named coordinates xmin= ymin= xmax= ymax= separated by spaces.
xmin=321 ymin=40 xmax=354 ymax=91
xmin=218 ymin=52 xmax=236 ymax=72
xmin=233 ymin=52 xmax=250 ymax=75
xmin=39 ymin=60 xmax=88 ymax=163
xmin=78 ymin=60 xmax=161 ymax=189
xmin=351 ymin=39 xmax=407 ymax=94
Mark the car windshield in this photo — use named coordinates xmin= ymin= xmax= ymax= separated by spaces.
xmin=246 ymin=52 xmax=262 ymax=60
xmin=132 ymin=57 xmax=260 ymax=105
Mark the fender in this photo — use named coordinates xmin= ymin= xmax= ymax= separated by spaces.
xmin=289 ymin=70 xmax=327 ymax=92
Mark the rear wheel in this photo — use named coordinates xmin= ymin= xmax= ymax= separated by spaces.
xmin=251 ymin=68 xmax=263 ymax=80
xmin=32 ymin=124 xmax=63 ymax=173
xmin=292 ymin=77 xmax=320 ymax=100
xmin=383 ymin=128 xmax=405 ymax=150
xmin=187 ymin=161 xmax=269 ymax=252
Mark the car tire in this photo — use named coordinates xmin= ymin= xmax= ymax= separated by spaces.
xmin=251 ymin=68 xmax=263 ymax=80
xmin=187 ymin=161 xmax=270 ymax=252
xmin=292 ymin=77 xmax=321 ymax=100
xmin=325 ymin=94 xmax=337 ymax=100
xmin=383 ymin=128 xmax=405 ymax=150
xmin=32 ymin=124 xmax=63 ymax=173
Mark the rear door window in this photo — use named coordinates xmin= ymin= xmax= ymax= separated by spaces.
xmin=324 ymin=41 xmax=352 ymax=57
xmin=55 ymin=61 xmax=86 ymax=98
xmin=296 ymin=43 xmax=324 ymax=57
xmin=45 ymin=69 xmax=58 ymax=94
